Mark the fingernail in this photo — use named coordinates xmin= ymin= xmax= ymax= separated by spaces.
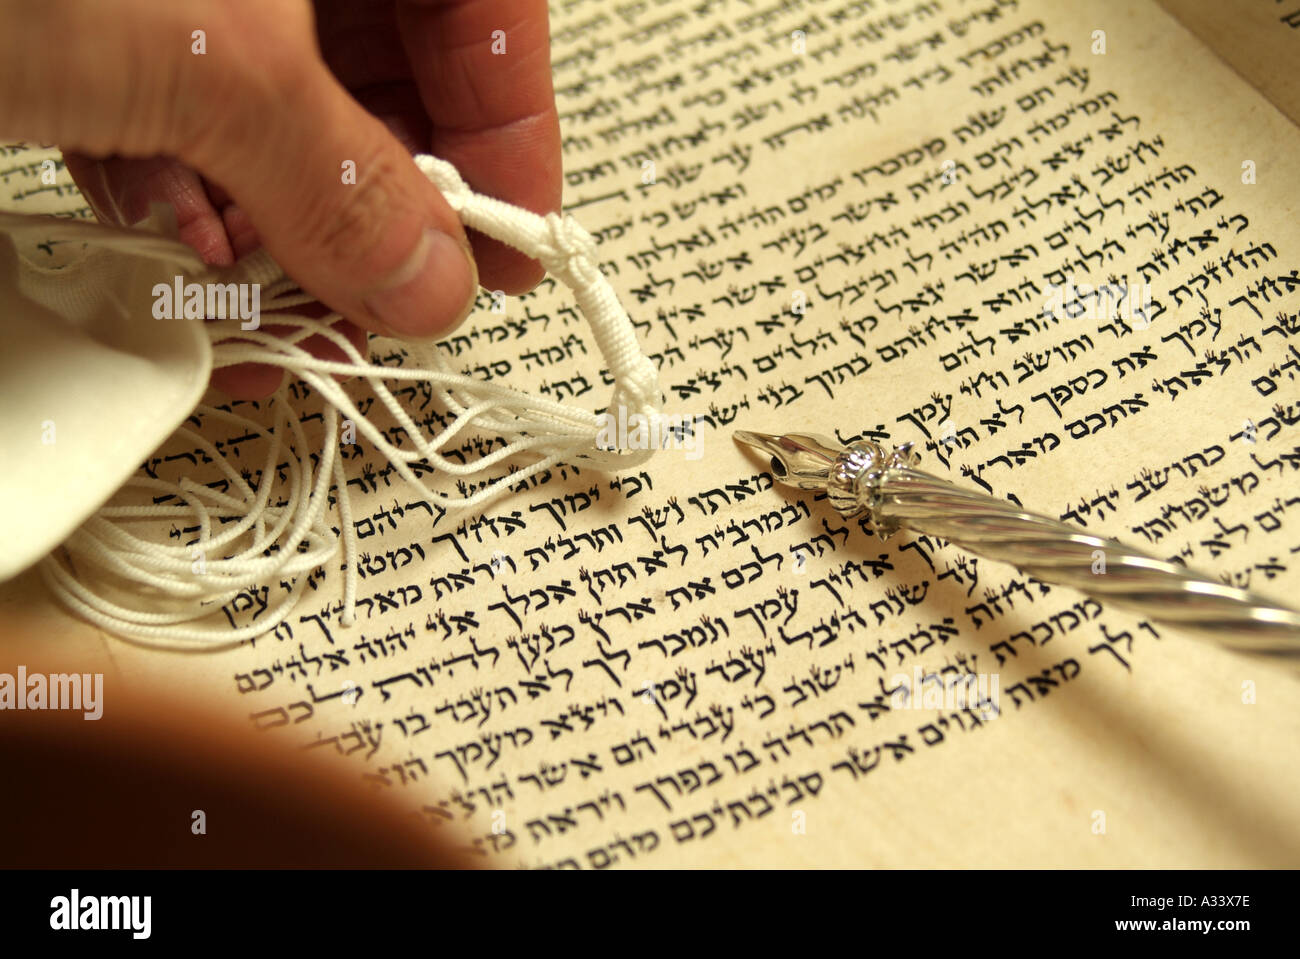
xmin=363 ymin=229 xmax=477 ymax=338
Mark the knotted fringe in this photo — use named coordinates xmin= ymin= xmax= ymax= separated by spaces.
xmin=39 ymin=155 xmax=665 ymax=648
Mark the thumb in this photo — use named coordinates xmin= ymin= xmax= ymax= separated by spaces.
xmin=0 ymin=0 xmax=478 ymax=340
xmin=183 ymin=45 xmax=478 ymax=340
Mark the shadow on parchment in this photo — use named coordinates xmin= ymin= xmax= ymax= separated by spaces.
xmin=885 ymin=543 xmax=1300 ymax=866
xmin=777 ymin=483 xmax=1300 ymax=867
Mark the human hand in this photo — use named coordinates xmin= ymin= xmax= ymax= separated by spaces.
xmin=0 ymin=0 xmax=561 ymax=397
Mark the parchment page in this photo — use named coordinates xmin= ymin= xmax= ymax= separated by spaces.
xmin=3 ymin=0 xmax=1300 ymax=868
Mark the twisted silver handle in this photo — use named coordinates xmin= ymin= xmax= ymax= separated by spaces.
xmin=734 ymin=430 xmax=1300 ymax=664
xmin=864 ymin=464 xmax=1300 ymax=662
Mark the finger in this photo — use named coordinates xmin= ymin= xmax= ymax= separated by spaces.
xmin=210 ymin=317 xmax=368 ymax=400
xmin=396 ymin=0 xmax=562 ymax=294
xmin=206 ymin=194 xmax=366 ymax=400
xmin=176 ymin=4 xmax=480 ymax=342
xmin=58 ymin=155 xmax=284 ymax=399
xmin=63 ymin=157 xmax=371 ymax=401
xmin=61 ymin=153 xmax=236 ymax=265
xmin=59 ymin=153 xmax=275 ymax=398
xmin=209 ymin=357 xmax=286 ymax=400
xmin=215 ymin=192 xmax=260 ymax=261
xmin=65 ymin=157 xmax=373 ymax=401
xmin=3 ymin=0 xmax=480 ymax=341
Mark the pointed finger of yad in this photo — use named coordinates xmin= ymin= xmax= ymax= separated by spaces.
xmin=733 ymin=430 xmax=844 ymax=489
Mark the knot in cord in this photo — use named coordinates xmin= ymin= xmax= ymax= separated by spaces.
xmin=615 ymin=357 xmax=662 ymax=417
xmin=536 ymin=212 xmax=599 ymax=283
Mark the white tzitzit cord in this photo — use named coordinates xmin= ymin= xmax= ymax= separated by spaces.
xmin=39 ymin=154 xmax=667 ymax=649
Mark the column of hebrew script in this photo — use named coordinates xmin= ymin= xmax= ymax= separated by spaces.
xmin=15 ymin=0 xmax=1300 ymax=867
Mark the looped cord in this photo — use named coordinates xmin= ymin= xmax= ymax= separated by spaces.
xmin=536 ymin=212 xmax=600 ymax=286
xmin=39 ymin=154 xmax=671 ymax=648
